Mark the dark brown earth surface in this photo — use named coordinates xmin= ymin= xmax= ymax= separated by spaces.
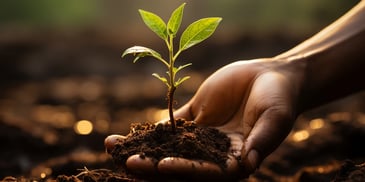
xmin=111 ymin=120 xmax=230 ymax=169
xmin=1 ymin=29 xmax=365 ymax=181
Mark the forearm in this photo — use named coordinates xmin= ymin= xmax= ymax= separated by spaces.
xmin=276 ymin=1 xmax=365 ymax=112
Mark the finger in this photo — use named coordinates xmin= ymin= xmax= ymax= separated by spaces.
xmin=104 ymin=135 xmax=126 ymax=153
xmin=173 ymin=102 xmax=194 ymax=121
xmin=158 ymin=156 xmax=241 ymax=180
xmin=126 ymin=154 xmax=157 ymax=175
xmin=241 ymin=72 xmax=294 ymax=172
xmin=157 ymin=157 xmax=222 ymax=178
xmin=243 ymin=107 xmax=294 ymax=173
xmin=226 ymin=133 xmax=244 ymax=157
xmin=226 ymin=155 xmax=240 ymax=175
xmin=155 ymin=103 xmax=194 ymax=125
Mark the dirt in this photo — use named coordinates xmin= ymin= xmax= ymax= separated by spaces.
xmin=5 ymin=168 xmax=135 ymax=182
xmin=2 ymin=29 xmax=365 ymax=182
xmin=110 ymin=119 xmax=232 ymax=181
xmin=332 ymin=160 xmax=365 ymax=182
xmin=1 ymin=119 xmax=234 ymax=182
xmin=56 ymin=168 xmax=135 ymax=182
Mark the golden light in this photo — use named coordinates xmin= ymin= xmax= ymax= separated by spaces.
xmin=317 ymin=167 xmax=324 ymax=173
xmin=153 ymin=109 xmax=169 ymax=121
xmin=292 ymin=130 xmax=310 ymax=142
xmin=74 ymin=120 xmax=93 ymax=135
xmin=309 ymin=118 xmax=325 ymax=129
xmin=38 ymin=167 xmax=52 ymax=179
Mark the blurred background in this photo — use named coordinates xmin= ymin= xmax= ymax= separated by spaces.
xmin=1 ymin=0 xmax=364 ymax=180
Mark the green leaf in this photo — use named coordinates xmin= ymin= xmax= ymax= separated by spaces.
xmin=167 ymin=3 xmax=185 ymax=36
xmin=139 ymin=9 xmax=167 ymax=40
xmin=122 ymin=46 xmax=165 ymax=64
xmin=152 ymin=73 xmax=170 ymax=87
xmin=174 ymin=63 xmax=192 ymax=74
xmin=180 ymin=17 xmax=222 ymax=51
xmin=175 ymin=76 xmax=190 ymax=87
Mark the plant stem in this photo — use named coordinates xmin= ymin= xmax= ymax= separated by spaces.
xmin=168 ymin=35 xmax=176 ymax=132
xmin=168 ymin=86 xmax=176 ymax=132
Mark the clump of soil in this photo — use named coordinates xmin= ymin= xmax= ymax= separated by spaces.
xmin=332 ymin=160 xmax=365 ymax=182
xmin=110 ymin=119 xmax=231 ymax=176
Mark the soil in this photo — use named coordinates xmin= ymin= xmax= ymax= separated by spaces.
xmin=9 ymin=169 xmax=136 ymax=182
xmin=332 ymin=160 xmax=365 ymax=182
xmin=110 ymin=119 xmax=232 ymax=181
xmin=2 ymin=28 xmax=365 ymax=182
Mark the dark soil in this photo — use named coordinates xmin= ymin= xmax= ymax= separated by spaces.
xmin=332 ymin=160 xmax=365 ymax=182
xmin=111 ymin=119 xmax=230 ymax=168
xmin=2 ymin=28 xmax=365 ymax=182
xmin=110 ymin=119 xmax=232 ymax=181
xmin=56 ymin=168 xmax=135 ymax=182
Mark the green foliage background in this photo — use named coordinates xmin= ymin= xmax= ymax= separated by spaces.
xmin=0 ymin=0 xmax=358 ymax=35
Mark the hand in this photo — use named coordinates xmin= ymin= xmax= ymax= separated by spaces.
xmin=105 ymin=58 xmax=305 ymax=180
xmin=106 ymin=1 xmax=365 ymax=178
xmin=171 ymin=58 xmax=304 ymax=175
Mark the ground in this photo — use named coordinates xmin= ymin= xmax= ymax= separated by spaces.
xmin=1 ymin=29 xmax=365 ymax=181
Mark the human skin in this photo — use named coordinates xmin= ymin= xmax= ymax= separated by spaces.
xmin=105 ymin=1 xmax=365 ymax=179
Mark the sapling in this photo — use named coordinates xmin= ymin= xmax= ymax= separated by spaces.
xmin=122 ymin=3 xmax=222 ymax=132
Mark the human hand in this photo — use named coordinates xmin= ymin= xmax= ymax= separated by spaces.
xmin=105 ymin=58 xmax=305 ymax=179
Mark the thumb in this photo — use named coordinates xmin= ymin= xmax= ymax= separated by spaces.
xmin=242 ymin=108 xmax=294 ymax=173
xmin=173 ymin=103 xmax=194 ymax=121
xmin=156 ymin=103 xmax=193 ymax=125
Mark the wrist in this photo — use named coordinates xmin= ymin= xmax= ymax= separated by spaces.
xmin=281 ymin=31 xmax=365 ymax=113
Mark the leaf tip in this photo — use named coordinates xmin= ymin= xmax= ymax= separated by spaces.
xmin=121 ymin=50 xmax=128 ymax=58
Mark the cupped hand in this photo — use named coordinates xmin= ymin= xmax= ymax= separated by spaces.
xmin=105 ymin=58 xmax=305 ymax=180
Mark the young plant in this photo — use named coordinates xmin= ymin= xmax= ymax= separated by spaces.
xmin=122 ymin=3 xmax=222 ymax=132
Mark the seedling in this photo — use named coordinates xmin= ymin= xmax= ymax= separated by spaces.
xmin=122 ymin=3 xmax=222 ymax=132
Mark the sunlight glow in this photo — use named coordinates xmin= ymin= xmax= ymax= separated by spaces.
xmin=39 ymin=167 xmax=52 ymax=179
xmin=153 ymin=109 xmax=169 ymax=121
xmin=292 ymin=130 xmax=310 ymax=142
xmin=309 ymin=118 xmax=325 ymax=129
xmin=74 ymin=120 xmax=93 ymax=135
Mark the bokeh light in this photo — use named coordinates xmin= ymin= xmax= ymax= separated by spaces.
xmin=292 ymin=130 xmax=310 ymax=142
xmin=309 ymin=118 xmax=325 ymax=129
xmin=74 ymin=120 xmax=93 ymax=135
